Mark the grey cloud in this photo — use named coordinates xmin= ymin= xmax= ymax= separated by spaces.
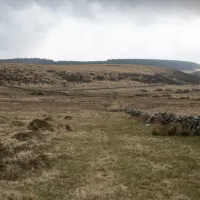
xmin=4 ymin=0 xmax=200 ymax=14
xmin=0 ymin=0 xmax=200 ymax=61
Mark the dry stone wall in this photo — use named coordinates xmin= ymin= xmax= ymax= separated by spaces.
xmin=126 ymin=108 xmax=200 ymax=136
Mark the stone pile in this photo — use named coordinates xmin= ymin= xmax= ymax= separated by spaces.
xmin=126 ymin=108 xmax=200 ymax=136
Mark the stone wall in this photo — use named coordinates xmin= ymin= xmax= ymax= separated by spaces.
xmin=126 ymin=108 xmax=200 ymax=136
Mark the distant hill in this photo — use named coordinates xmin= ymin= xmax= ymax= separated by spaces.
xmin=107 ymin=59 xmax=200 ymax=71
xmin=190 ymin=71 xmax=200 ymax=79
xmin=0 ymin=62 xmax=200 ymax=86
xmin=0 ymin=58 xmax=200 ymax=71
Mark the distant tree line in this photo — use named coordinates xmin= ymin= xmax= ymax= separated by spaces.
xmin=0 ymin=58 xmax=200 ymax=71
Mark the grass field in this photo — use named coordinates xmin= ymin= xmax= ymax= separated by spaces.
xmin=1 ymin=84 xmax=200 ymax=200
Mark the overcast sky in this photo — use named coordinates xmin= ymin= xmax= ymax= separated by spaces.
xmin=1 ymin=0 xmax=200 ymax=63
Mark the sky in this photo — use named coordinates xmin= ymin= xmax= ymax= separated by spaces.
xmin=1 ymin=0 xmax=200 ymax=63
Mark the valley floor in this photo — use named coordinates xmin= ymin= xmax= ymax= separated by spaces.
xmin=1 ymin=86 xmax=200 ymax=200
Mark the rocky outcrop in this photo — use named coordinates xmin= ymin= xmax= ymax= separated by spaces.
xmin=126 ymin=108 xmax=200 ymax=136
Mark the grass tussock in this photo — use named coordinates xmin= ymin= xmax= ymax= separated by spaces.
xmin=11 ymin=120 xmax=25 ymax=127
xmin=12 ymin=131 xmax=43 ymax=141
xmin=152 ymin=123 xmax=190 ymax=136
xmin=155 ymin=88 xmax=163 ymax=92
xmin=0 ymin=189 xmax=34 ymax=200
xmin=0 ymin=139 xmax=49 ymax=180
xmin=27 ymin=119 xmax=54 ymax=132
xmin=63 ymin=115 xmax=73 ymax=120
xmin=30 ymin=90 xmax=44 ymax=96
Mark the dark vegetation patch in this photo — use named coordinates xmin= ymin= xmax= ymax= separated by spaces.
xmin=155 ymin=88 xmax=163 ymax=92
xmin=65 ymin=125 xmax=72 ymax=131
xmin=94 ymin=75 xmax=105 ymax=81
xmin=180 ymin=97 xmax=190 ymax=100
xmin=64 ymin=116 xmax=73 ymax=120
xmin=27 ymin=119 xmax=54 ymax=132
xmin=31 ymin=90 xmax=44 ymax=96
xmin=165 ymin=89 xmax=172 ymax=92
xmin=44 ymin=116 xmax=53 ymax=121
xmin=52 ymin=71 xmax=92 ymax=83
xmin=162 ymin=94 xmax=172 ymax=98
xmin=135 ymin=93 xmax=149 ymax=97
xmin=140 ymin=89 xmax=148 ymax=93
xmin=175 ymin=89 xmax=183 ymax=93
xmin=1 ymin=64 xmax=200 ymax=86
xmin=12 ymin=131 xmax=43 ymax=141
xmin=182 ymin=89 xmax=191 ymax=93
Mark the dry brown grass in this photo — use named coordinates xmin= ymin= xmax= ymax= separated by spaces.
xmin=1 ymin=80 xmax=200 ymax=199
xmin=152 ymin=124 xmax=189 ymax=136
xmin=0 ymin=62 xmax=168 ymax=74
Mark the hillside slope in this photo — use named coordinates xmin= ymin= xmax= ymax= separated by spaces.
xmin=0 ymin=58 xmax=200 ymax=71
xmin=107 ymin=59 xmax=200 ymax=71
xmin=191 ymin=71 xmax=200 ymax=79
xmin=0 ymin=63 xmax=200 ymax=87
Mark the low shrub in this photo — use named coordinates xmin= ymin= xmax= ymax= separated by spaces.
xmin=180 ymin=97 xmax=190 ymax=100
xmin=182 ymin=89 xmax=190 ymax=93
xmin=140 ymin=89 xmax=148 ymax=93
xmin=65 ymin=125 xmax=72 ymax=131
xmin=175 ymin=89 xmax=183 ymax=94
xmin=27 ymin=119 xmax=54 ymax=131
xmin=165 ymin=89 xmax=172 ymax=92
xmin=162 ymin=94 xmax=171 ymax=98
xmin=64 ymin=116 xmax=73 ymax=120
xmin=95 ymin=75 xmax=105 ymax=81
xmin=155 ymin=88 xmax=163 ymax=92
xmin=12 ymin=131 xmax=43 ymax=141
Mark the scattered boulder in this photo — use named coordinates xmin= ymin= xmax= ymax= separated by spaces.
xmin=27 ymin=119 xmax=53 ymax=131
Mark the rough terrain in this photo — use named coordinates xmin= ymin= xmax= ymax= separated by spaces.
xmin=1 ymin=63 xmax=200 ymax=200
